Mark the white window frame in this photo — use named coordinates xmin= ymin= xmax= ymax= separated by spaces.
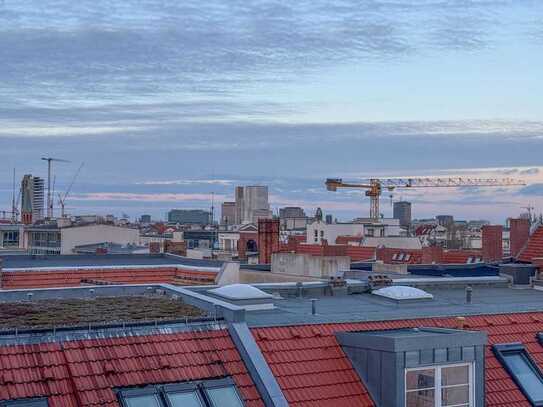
xmin=405 ymin=362 xmax=474 ymax=407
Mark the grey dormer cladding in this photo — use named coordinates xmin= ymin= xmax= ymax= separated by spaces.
xmin=336 ymin=327 xmax=487 ymax=407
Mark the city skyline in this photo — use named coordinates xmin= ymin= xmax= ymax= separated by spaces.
xmin=1 ymin=1 xmax=543 ymax=222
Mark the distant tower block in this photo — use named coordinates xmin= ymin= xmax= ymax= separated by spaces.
xmin=20 ymin=174 xmax=44 ymax=224
xmin=393 ymin=201 xmax=412 ymax=228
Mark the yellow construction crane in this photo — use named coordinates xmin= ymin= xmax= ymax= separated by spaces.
xmin=325 ymin=177 xmax=526 ymax=221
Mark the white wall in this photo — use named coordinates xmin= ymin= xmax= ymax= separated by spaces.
xmin=61 ymin=224 xmax=139 ymax=254
xmin=306 ymin=219 xmax=401 ymax=244
xmin=272 ymin=252 xmax=351 ymax=278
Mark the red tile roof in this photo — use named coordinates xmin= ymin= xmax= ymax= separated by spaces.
xmin=252 ymin=312 xmax=543 ymax=406
xmin=0 ymin=267 xmax=218 ymax=289
xmin=335 ymin=235 xmax=362 ymax=245
xmin=0 ymin=329 xmax=263 ymax=407
xmin=441 ymin=250 xmax=482 ymax=264
xmin=345 ymin=246 xmax=375 ymax=261
xmin=518 ymin=225 xmax=543 ymax=263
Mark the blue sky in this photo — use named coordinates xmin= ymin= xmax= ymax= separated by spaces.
xmin=1 ymin=0 xmax=543 ymax=222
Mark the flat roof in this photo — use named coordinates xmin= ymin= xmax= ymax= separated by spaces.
xmin=244 ymin=286 xmax=543 ymax=327
xmin=0 ymin=253 xmax=224 ymax=270
xmin=0 ymin=295 xmax=206 ymax=331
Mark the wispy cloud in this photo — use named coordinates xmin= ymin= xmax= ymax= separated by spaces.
xmin=70 ymin=192 xmax=228 ymax=202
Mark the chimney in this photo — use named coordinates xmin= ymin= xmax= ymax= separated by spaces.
xmin=510 ymin=218 xmax=530 ymax=258
xmin=286 ymin=235 xmax=299 ymax=252
xmin=482 ymin=225 xmax=503 ymax=263
xmin=258 ymin=218 xmax=280 ymax=264
xmin=149 ymin=241 xmax=161 ymax=254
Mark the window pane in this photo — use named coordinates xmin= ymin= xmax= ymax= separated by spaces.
xmin=442 ymin=365 xmax=469 ymax=386
xmin=503 ymin=353 xmax=543 ymax=400
xmin=125 ymin=394 xmax=161 ymax=407
xmin=206 ymin=386 xmax=244 ymax=407
xmin=167 ymin=391 xmax=204 ymax=407
xmin=406 ymin=369 xmax=435 ymax=390
xmin=442 ymin=384 xmax=469 ymax=406
xmin=406 ymin=389 xmax=435 ymax=407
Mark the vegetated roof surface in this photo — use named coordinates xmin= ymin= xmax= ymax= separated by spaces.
xmin=0 ymin=296 xmax=205 ymax=330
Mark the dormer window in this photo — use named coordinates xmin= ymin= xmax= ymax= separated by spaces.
xmin=336 ymin=327 xmax=486 ymax=406
xmin=406 ymin=363 xmax=473 ymax=406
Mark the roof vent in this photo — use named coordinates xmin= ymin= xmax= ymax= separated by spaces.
xmin=207 ymin=284 xmax=274 ymax=311
xmin=372 ymin=286 xmax=433 ymax=302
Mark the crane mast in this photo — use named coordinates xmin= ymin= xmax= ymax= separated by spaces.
xmin=326 ymin=177 xmax=526 ymax=221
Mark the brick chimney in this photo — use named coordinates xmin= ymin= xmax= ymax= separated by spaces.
xmin=149 ymin=241 xmax=161 ymax=254
xmin=510 ymin=218 xmax=530 ymax=258
xmin=286 ymin=235 xmax=299 ymax=252
xmin=422 ymin=246 xmax=444 ymax=264
xmin=482 ymin=225 xmax=503 ymax=263
xmin=258 ymin=219 xmax=280 ymax=264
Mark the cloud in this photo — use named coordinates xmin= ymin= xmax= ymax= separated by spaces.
xmin=70 ymin=192 xmax=228 ymax=202
xmin=518 ymin=184 xmax=543 ymax=196
xmin=136 ymin=179 xmax=236 ymax=186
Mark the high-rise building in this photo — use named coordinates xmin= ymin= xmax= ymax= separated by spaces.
xmin=279 ymin=207 xmax=305 ymax=218
xmin=221 ymin=202 xmax=236 ymax=225
xmin=21 ymin=175 xmax=45 ymax=224
xmin=139 ymin=215 xmax=151 ymax=224
xmin=393 ymin=201 xmax=412 ymax=228
xmin=279 ymin=207 xmax=307 ymax=230
xmin=167 ymin=209 xmax=211 ymax=225
xmin=436 ymin=215 xmax=454 ymax=228
xmin=235 ymin=186 xmax=271 ymax=224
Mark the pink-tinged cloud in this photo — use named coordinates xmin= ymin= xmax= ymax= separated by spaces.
xmin=70 ymin=192 xmax=229 ymax=202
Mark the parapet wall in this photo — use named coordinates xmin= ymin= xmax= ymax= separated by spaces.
xmin=0 ymin=266 xmax=219 ymax=289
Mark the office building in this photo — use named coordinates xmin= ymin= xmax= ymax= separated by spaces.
xmin=139 ymin=214 xmax=151 ymax=224
xmin=20 ymin=175 xmax=45 ymax=224
xmin=221 ymin=202 xmax=236 ymax=225
xmin=235 ymin=186 xmax=271 ymax=224
xmin=393 ymin=201 xmax=412 ymax=228
xmin=279 ymin=206 xmax=307 ymax=230
xmin=167 ymin=209 xmax=211 ymax=225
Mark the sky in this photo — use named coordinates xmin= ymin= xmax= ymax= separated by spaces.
xmin=1 ymin=0 xmax=543 ymax=223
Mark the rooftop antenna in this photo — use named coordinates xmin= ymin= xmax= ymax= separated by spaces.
xmin=523 ymin=205 xmax=535 ymax=223
xmin=41 ymin=157 xmax=70 ymax=219
xmin=11 ymin=168 xmax=16 ymax=223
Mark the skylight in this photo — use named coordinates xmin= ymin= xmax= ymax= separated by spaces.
xmin=117 ymin=378 xmax=243 ymax=407
xmin=0 ymin=399 xmax=49 ymax=407
xmin=208 ymin=284 xmax=273 ymax=300
xmin=493 ymin=343 xmax=543 ymax=406
xmin=372 ymin=286 xmax=433 ymax=301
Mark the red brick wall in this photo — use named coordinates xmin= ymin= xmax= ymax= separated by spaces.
xmin=510 ymin=218 xmax=530 ymax=258
xmin=149 ymin=242 xmax=161 ymax=254
xmin=237 ymin=231 xmax=258 ymax=260
xmin=164 ymin=240 xmax=187 ymax=256
xmin=0 ymin=267 xmax=218 ymax=289
xmin=482 ymin=225 xmax=503 ymax=262
xmin=258 ymin=219 xmax=280 ymax=264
